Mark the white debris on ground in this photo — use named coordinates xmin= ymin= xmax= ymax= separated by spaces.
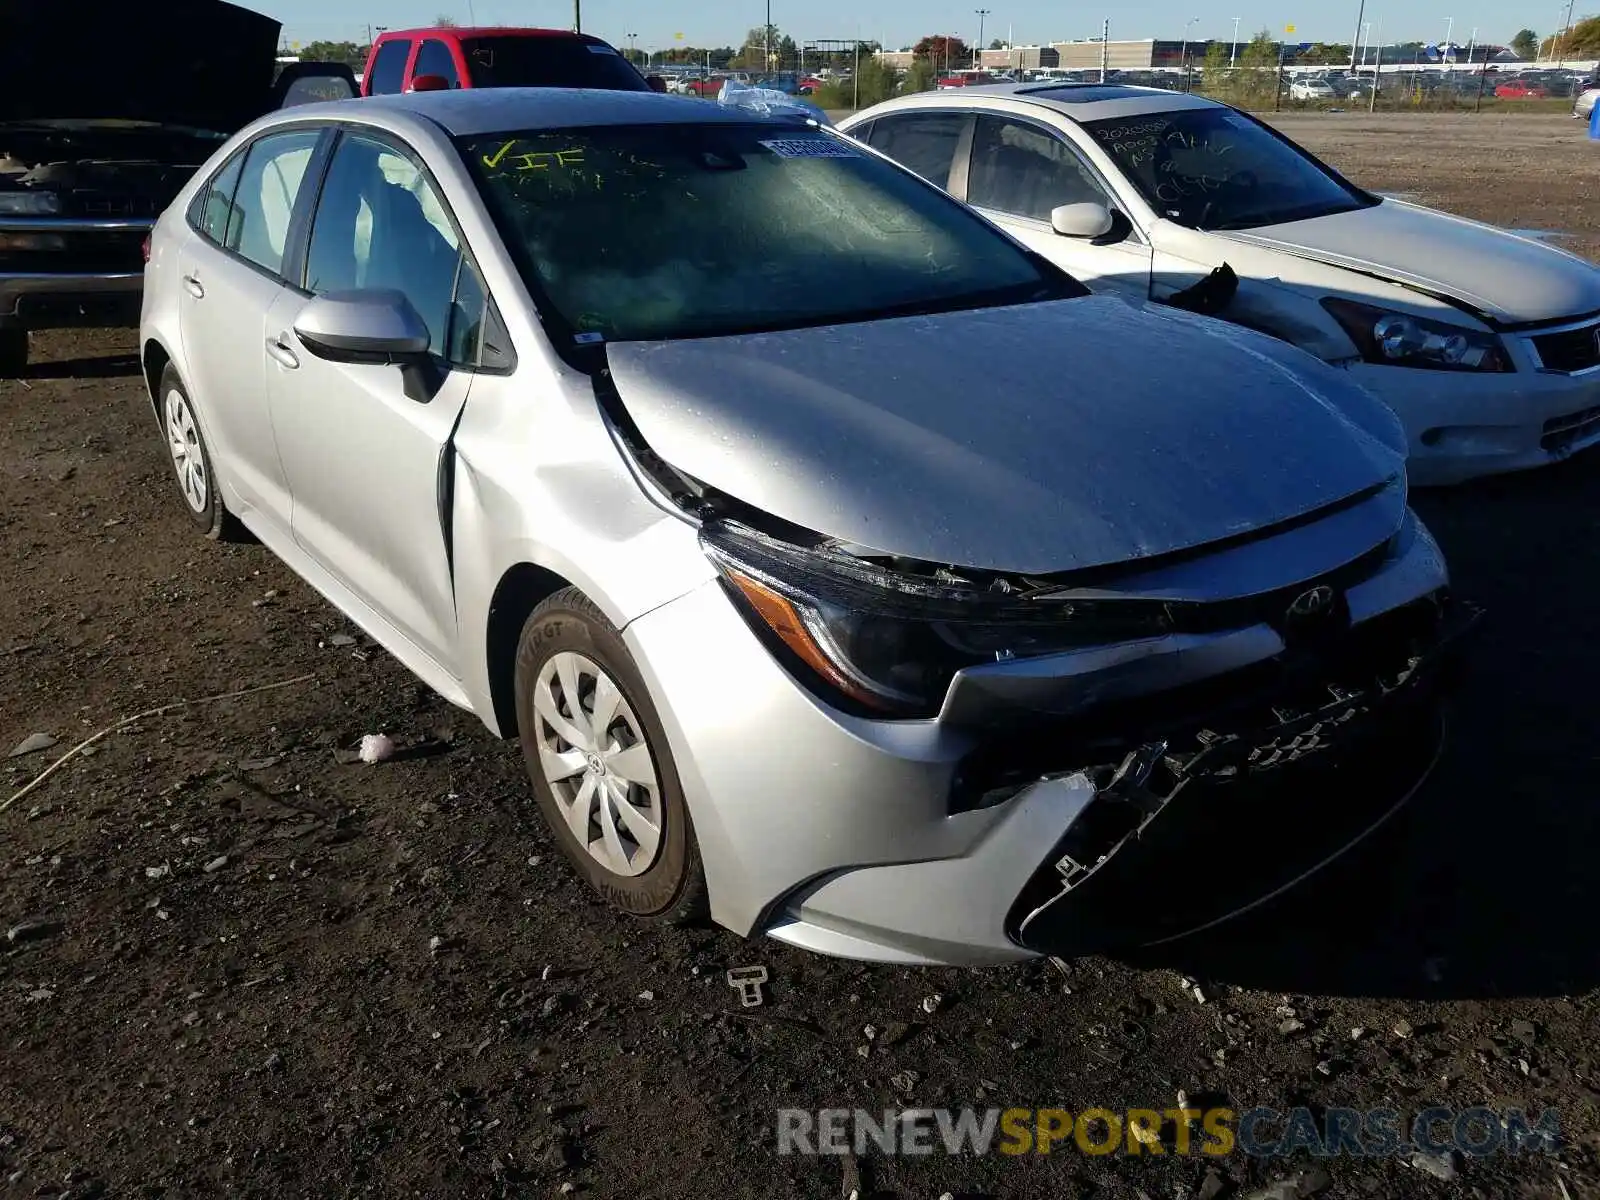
xmin=358 ymin=733 xmax=395 ymax=764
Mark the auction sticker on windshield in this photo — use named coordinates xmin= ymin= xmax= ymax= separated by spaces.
xmin=759 ymin=138 xmax=860 ymax=159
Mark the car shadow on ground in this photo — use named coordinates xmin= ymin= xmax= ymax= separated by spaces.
xmin=1123 ymin=451 xmax=1600 ymax=1001
xmin=21 ymin=352 xmax=142 ymax=380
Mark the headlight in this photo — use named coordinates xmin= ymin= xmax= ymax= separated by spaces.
xmin=1322 ymin=298 xmax=1509 ymax=373
xmin=0 ymin=192 xmax=62 ymax=216
xmin=1318 ymin=299 xmax=1504 ymax=374
xmin=702 ymin=521 xmax=1175 ymax=718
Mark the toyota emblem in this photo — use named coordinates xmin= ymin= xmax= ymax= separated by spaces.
xmin=1288 ymin=585 xmax=1336 ymax=619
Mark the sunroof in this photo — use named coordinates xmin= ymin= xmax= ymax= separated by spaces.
xmin=1017 ymin=85 xmax=1151 ymax=103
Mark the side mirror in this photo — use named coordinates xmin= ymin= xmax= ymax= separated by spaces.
xmin=407 ymin=73 xmax=451 ymax=93
xmin=646 ymin=74 xmax=668 ymax=92
xmin=294 ymin=290 xmax=430 ymax=363
xmin=1050 ymin=202 xmax=1115 ymax=239
xmin=295 ymin=290 xmax=440 ymax=402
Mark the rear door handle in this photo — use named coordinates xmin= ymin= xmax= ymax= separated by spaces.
xmin=181 ymin=275 xmax=205 ymax=299
xmin=265 ymin=336 xmax=300 ymax=370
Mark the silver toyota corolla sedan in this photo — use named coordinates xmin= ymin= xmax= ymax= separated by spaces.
xmin=140 ymin=89 xmax=1468 ymax=966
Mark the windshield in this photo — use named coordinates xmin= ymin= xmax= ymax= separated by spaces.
xmin=1081 ymin=108 xmax=1375 ymax=231
xmin=460 ymin=37 xmax=651 ymax=91
xmin=460 ymin=123 xmax=1072 ymax=343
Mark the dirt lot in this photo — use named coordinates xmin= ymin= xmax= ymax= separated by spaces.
xmin=3 ymin=113 xmax=1600 ymax=1199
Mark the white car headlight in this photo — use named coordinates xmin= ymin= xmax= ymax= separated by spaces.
xmin=1322 ymin=298 xmax=1511 ymax=373
xmin=0 ymin=192 xmax=63 ymax=216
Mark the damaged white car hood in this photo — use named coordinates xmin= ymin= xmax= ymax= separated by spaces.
xmin=1214 ymin=198 xmax=1600 ymax=325
xmin=605 ymin=296 xmax=1406 ymax=574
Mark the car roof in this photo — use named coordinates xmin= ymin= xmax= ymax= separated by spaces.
xmin=344 ymin=87 xmax=813 ymax=136
xmin=857 ymin=81 xmax=1222 ymax=124
xmin=377 ymin=26 xmax=598 ymax=41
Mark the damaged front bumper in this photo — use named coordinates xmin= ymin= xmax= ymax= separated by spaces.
xmin=762 ymin=590 xmax=1475 ymax=966
xmin=1008 ymin=596 xmax=1476 ymax=956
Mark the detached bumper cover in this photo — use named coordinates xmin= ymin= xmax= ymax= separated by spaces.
xmin=1007 ymin=598 xmax=1479 ymax=955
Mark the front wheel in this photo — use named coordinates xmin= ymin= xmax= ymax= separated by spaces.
xmin=513 ymin=587 xmax=708 ymax=923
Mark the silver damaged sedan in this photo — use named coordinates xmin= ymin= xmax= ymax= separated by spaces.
xmin=140 ymin=89 xmax=1470 ymax=966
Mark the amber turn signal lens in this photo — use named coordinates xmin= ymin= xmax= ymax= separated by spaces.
xmin=723 ymin=570 xmax=892 ymax=711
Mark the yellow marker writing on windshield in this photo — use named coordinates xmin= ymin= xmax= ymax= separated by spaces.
xmin=481 ymin=140 xmax=518 ymax=170
xmin=482 ymin=144 xmax=586 ymax=172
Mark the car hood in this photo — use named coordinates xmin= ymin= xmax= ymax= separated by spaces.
xmin=0 ymin=0 xmax=280 ymax=132
xmin=1214 ymin=198 xmax=1600 ymax=325
xmin=605 ymin=296 xmax=1405 ymax=574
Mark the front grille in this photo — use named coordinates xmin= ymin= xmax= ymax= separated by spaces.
xmin=1532 ymin=322 xmax=1600 ymax=373
xmin=1542 ymin=405 xmax=1600 ymax=452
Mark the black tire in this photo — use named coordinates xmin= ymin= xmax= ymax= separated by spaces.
xmin=514 ymin=586 xmax=708 ymax=923
xmin=155 ymin=364 xmax=246 ymax=541
xmin=0 ymin=328 xmax=26 ymax=378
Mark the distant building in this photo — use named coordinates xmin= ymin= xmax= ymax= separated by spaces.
xmin=978 ymin=45 xmax=1060 ymax=70
xmin=1047 ymin=38 xmax=1219 ymax=69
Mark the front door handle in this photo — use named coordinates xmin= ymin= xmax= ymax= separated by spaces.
xmin=181 ymin=275 xmax=205 ymax=299
xmin=265 ymin=336 xmax=300 ymax=370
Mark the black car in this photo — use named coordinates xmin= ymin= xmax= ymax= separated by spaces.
xmin=0 ymin=0 xmax=354 ymax=376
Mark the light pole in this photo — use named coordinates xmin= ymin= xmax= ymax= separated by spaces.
xmin=1554 ymin=0 xmax=1577 ymax=66
xmin=1443 ymin=17 xmax=1454 ymax=61
xmin=1358 ymin=21 xmax=1370 ymax=68
xmin=1230 ymin=16 xmax=1241 ymax=66
xmin=573 ymin=0 xmax=580 ymax=34
xmin=627 ymin=32 xmax=638 ymax=64
xmin=1347 ymin=0 xmax=1366 ymax=73
xmin=1180 ymin=16 xmax=1197 ymax=89
xmin=974 ymin=9 xmax=991 ymax=70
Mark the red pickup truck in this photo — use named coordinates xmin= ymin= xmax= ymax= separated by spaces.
xmin=360 ymin=26 xmax=664 ymax=95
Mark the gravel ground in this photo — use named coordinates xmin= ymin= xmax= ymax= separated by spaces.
xmin=3 ymin=113 xmax=1599 ymax=1199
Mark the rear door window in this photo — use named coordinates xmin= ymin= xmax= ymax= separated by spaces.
xmin=367 ymin=39 xmax=412 ymax=95
xmin=414 ymin=38 xmax=461 ymax=87
xmin=862 ymin=112 xmax=968 ymax=190
xmin=192 ymin=149 xmax=248 ymax=245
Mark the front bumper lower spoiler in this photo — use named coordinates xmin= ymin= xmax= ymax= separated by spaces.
xmin=1007 ymin=599 xmax=1480 ymax=956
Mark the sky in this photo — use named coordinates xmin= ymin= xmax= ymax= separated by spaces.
xmin=271 ymin=0 xmax=1548 ymax=54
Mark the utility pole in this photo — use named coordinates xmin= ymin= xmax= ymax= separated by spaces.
xmin=975 ymin=10 xmax=990 ymax=70
xmin=765 ymin=0 xmax=772 ymax=73
xmin=573 ymin=0 xmax=581 ymax=33
xmin=1348 ymin=0 xmax=1366 ymax=73
xmin=1555 ymin=0 xmax=1576 ymax=66
xmin=1099 ymin=18 xmax=1109 ymax=82
xmin=1369 ymin=18 xmax=1381 ymax=111
xmin=1230 ymin=16 xmax=1241 ymax=66
xmin=1180 ymin=16 xmax=1197 ymax=91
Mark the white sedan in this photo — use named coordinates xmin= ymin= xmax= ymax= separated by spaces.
xmin=840 ymin=84 xmax=1600 ymax=484
xmin=1289 ymin=77 xmax=1337 ymax=101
